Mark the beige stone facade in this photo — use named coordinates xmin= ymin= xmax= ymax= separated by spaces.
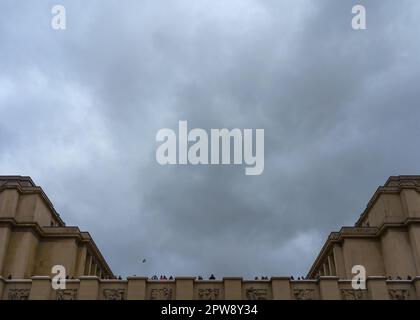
xmin=1 ymin=175 xmax=420 ymax=300
xmin=308 ymin=175 xmax=420 ymax=280
xmin=0 ymin=176 xmax=113 ymax=281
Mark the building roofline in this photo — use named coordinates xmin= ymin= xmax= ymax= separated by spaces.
xmin=355 ymin=175 xmax=420 ymax=227
xmin=0 ymin=176 xmax=65 ymax=226
xmin=307 ymin=218 xmax=420 ymax=278
xmin=0 ymin=176 xmax=113 ymax=277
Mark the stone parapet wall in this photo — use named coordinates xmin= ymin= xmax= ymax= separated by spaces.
xmin=1 ymin=276 xmax=419 ymax=300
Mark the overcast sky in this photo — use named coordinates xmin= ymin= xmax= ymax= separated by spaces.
xmin=1 ymin=0 xmax=420 ymax=279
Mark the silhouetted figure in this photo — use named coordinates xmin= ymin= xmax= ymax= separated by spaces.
xmin=7 ymin=275 xmax=12 ymax=279
xmin=169 ymin=276 xmax=173 ymax=280
xmin=290 ymin=276 xmax=294 ymax=280
xmin=197 ymin=276 xmax=203 ymax=280
xmin=118 ymin=276 xmax=122 ymax=280
xmin=254 ymin=276 xmax=259 ymax=280
xmin=151 ymin=275 xmax=158 ymax=280
xmin=407 ymin=275 xmax=412 ymax=280
xmin=396 ymin=276 xmax=402 ymax=280
xmin=209 ymin=274 xmax=215 ymax=280
xmin=142 ymin=259 xmax=146 ymax=263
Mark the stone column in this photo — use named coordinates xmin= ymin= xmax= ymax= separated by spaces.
xmin=333 ymin=245 xmax=347 ymax=279
xmin=323 ymin=263 xmax=329 ymax=276
xmin=4 ymin=231 xmax=38 ymax=278
xmin=91 ymin=263 xmax=97 ymax=276
xmin=381 ymin=229 xmax=417 ymax=277
xmin=408 ymin=224 xmax=420 ymax=275
xmin=0 ymin=276 xmax=5 ymax=299
xmin=74 ymin=246 xmax=87 ymax=278
xmin=328 ymin=255 xmax=336 ymax=276
xmin=0 ymin=227 xmax=11 ymax=275
xmin=86 ymin=255 xmax=92 ymax=276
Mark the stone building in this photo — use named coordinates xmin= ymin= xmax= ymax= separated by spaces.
xmin=1 ymin=175 xmax=420 ymax=300
xmin=308 ymin=175 xmax=420 ymax=280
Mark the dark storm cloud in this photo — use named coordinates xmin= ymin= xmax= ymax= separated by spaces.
xmin=1 ymin=0 xmax=420 ymax=278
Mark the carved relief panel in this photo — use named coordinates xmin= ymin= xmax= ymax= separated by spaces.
xmin=340 ymin=289 xmax=363 ymax=300
xmin=56 ymin=289 xmax=78 ymax=300
xmin=245 ymin=287 xmax=268 ymax=300
xmin=293 ymin=289 xmax=314 ymax=300
xmin=103 ymin=288 xmax=126 ymax=300
xmin=389 ymin=289 xmax=410 ymax=300
xmin=8 ymin=289 xmax=30 ymax=300
xmin=198 ymin=288 xmax=220 ymax=300
xmin=150 ymin=287 xmax=173 ymax=300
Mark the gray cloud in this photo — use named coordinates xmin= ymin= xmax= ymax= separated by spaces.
xmin=1 ymin=0 xmax=420 ymax=278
